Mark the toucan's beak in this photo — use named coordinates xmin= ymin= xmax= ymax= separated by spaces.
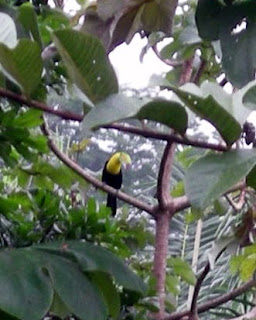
xmin=123 ymin=163 xmax=131 ymax=170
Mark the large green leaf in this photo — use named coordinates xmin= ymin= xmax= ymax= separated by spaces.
xmin=185 ymin=150 xmax=256 ymax=209
xmin=0 ymin=250 xmax=53 ymax=320
xmin=195 ymin=0 xmax=222 ymax=41
xmin=220 ymin=20 xmax=256 ymax=88
xmin=137 ymin=100 xmax=188 ymax=134
xmin=52 ymin=29 xmax=118 ymax=103
xmin=82 ymin=94 xmax=188 ymax=134
xmin=45 ymin=256 xmax=107 ymax=320
xmin=18 ymin=3 xmax=42 ymax=48
xmin=0 ymin=12 xmax=17 ymax=48
xmin=0 ymin=241 xmax=146 ymax=320
xmin=168 ymin=82 xmax=241 ymax=145
xmin=0 ymin=39 xmax=42 ymax=96
xmin=90 ymin=272 xmax=120 ymax=319
xmin=35 ymin=241 xmax=147 ymax=295
xmin=196 ymin=0 xmax=256 ymax=87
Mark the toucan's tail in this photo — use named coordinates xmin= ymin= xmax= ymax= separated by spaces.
xmin=107 ymin=194 xmax=117 ymax=216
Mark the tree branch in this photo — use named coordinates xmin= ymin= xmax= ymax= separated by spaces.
xmin=228 ymin=306 xmax=256 ymax=320
xmin=0 ymin=87 xmax=83 ymax=122
xmin=153 ymin=212 xmax=172 ymax=319
xmin=41 ymin=122 xmax=156 ymax=216
xmin=179 ymin=56 xmax=194 ymax=85
xmin=105 ymin=124 xmax=228 ymax=152
xmin=157 ymin=141 xmax=176 ymax=210
xmin=153 ymin=141 xmax=177 ymax=319
xmin=0 ymin=87 xmax=230 ymax=153
xmin=173 ymin=181 xmax=246 ymax=214
xmin=164 ymin=278 xmax=256 ymax=320
xmin=192 ymin=59 xmax=206 ymax=85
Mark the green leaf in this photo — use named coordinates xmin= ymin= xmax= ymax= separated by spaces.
xmin=242 ymin=80 xmax=256 ymax=110
xmin=12 ymin=109 xmax=43 ymax=128
xmin=168 ymin=82 xmax=241 ymax=145
xmin=83 ymin=94 xmax=187 ymax=134
xmin=18 ymin=3 xmax=42 ymax=48
xmin=140 ymin=0 xmax=177 ymax=36
xmin=82 ymin=94 xmax=145 ymax=129
xmin=220 ymin=20 xmax=256 ymax=88
xmin=168 ymin=257 xmax=196 ymax=285
xmin=0 ymin=39 xmax=43 ymax=96
xmin=49 ymin=292 xmax=70 ymax=319
xmin=136 ymin=100 xmax=188 ymax=134
xmin=171 ymin=180 xmax=185 ymax=198
xmin=185 ymin=150 xmax=256 ymax=209
xmin=46 ymin=256 xmax=107 ymax=320
xmin=52 ymin=29 xmax=118 ymax=103
xmin=240 ymin=254 xmax=256 ymax=281
xmin=195 ymin=0 xmax=223 ymax=41
xmin=165 ymin=275 xmax=180 ymax=295
xmin=0 ymin=12 xmax=17 ymax=48
xmin=247 ymin=165 xmax=256 ymax=189
xmin=90 ymin=272 xmax=120 ymax=319
xmin=38 ymin=7 xmax=70 ymax=45
xmin=35 ymin=241 xmax=147 ymax=295
xmin=196 ymin=0 xmax=256 ymax=87
xmin=0 ymin=250 xmax=53 ymax=320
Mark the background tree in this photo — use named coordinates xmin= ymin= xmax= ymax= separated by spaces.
xmin=0 ymin=0 xmax=255 ymax=320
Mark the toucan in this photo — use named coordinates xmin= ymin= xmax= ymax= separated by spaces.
xmin=102 ymin=152 xmax=131 ymax=216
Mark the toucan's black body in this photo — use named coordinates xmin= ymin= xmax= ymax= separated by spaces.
xmin=102 ymin=161 xmax=122 ymax=216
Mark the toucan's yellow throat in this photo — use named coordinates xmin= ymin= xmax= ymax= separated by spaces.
xmin=106 ymin=152 xmax=131 ymax=175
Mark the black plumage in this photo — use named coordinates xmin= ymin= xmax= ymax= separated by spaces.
xmin=102 ymin=161 xmax=122 ymax=216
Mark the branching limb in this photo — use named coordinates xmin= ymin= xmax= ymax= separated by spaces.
xmin=0 ymin=87 xmax=83 ymax=122
xmin=164 ymin=278 xmax=256 ymax=320
xmin=41 ymin=122 xmax=156 ymax=216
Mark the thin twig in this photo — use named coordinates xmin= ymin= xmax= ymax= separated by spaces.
xmin=41 ymin=122 xmax=156 ymax=216
xmin=164 ymin=278 xmax=256 ymax=320
xmin=152 ymin=45 xmax=183 ymax=67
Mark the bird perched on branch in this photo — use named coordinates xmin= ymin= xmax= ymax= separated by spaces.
xmin=102 ymin=152 xmax=131 ymax=216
